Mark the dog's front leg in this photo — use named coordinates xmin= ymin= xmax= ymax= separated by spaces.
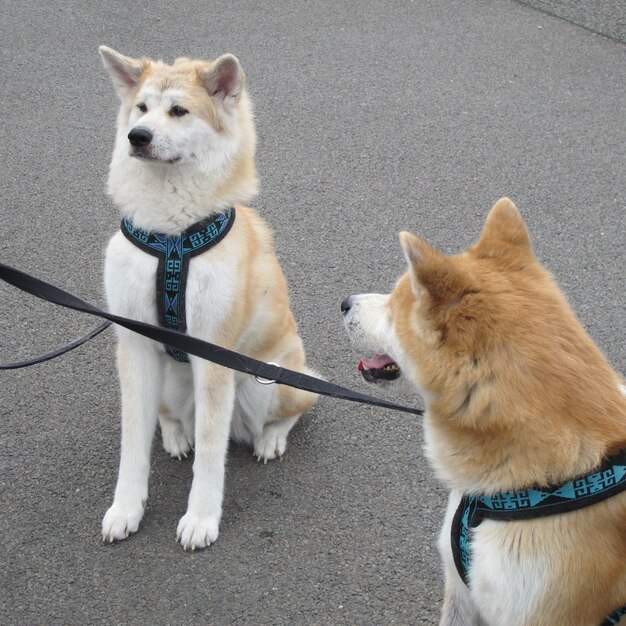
xmin=102 ymin=338 xmax=163 ymax=542
xmin=439 ymin=576 xmax=485 ymax=626
xmin=176 ymin=359 xmax=235 ymax=550
xmin=438 ymin=491 xmax=486 ymax=626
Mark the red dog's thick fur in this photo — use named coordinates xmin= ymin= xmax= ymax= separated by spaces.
xmin=344 ymin=198 xmax=626 ymax=625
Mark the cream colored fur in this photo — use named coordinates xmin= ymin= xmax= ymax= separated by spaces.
xmin=343 ymin=198 xmax=626 ymax=625
xmin=99 ymin=46 xmax=317 ymax=550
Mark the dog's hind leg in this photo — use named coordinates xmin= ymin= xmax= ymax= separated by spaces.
xmin=253 ymin=413 xmax=301 ymax=462
xmin=251 ymin=368 xmax=318 ymax=462
xmin=231 ymin=365 xmax=317 ymax=462
xmin=231 ymin=370 xmax=274 ymax=445
xmin=254 ymin=365 xmax=318 ymax=462
xmin=159 ymin=362 xmax=194 ymax=459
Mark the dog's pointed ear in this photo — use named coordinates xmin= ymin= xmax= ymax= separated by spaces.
xmin=400 ymin=231 xmax=474 ymax=308
xmin=400 ymin=231 xmax=438 ymax=276
xmin=99 ymin=46 xmax=148 ymax=100
xmin=472 ymin=198 xmax=532 ymax=259
xmin=200 ymin=54 xmax=245 ymax=104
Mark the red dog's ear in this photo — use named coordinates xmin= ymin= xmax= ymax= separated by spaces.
xmin=399 ymin=231 xmax=437 ymax=270
xmin=99 ymin=46 xmax=149 ymax=100
xmin=399 ymin=232 xmax=474 ymax=309
xmin=200 ymin=54 xmax=245 ymax=103
xmin=472 ymin=197 xmax=532 ymax=260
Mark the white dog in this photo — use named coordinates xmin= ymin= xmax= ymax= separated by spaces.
xmin=99 ymin=46 xmax=317 ymax=550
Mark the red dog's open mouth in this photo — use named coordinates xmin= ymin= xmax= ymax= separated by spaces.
xmin=358 ymin=354 xmax=401 ymax=382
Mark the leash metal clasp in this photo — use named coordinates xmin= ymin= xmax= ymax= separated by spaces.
xmin=255 ymin=362 xmax=280 ymax=385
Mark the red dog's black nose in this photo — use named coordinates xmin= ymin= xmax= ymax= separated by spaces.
xmin=341 ymin=296 xmax=353 ymax=315
xmin=128 ymin=127 xmax=153 ymax=147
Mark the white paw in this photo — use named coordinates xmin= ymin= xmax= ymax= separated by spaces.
xmin=161 ymin=421 xmax=194 ymax=460
xmin=102 ymin=502 xmax=145 ymax=543
xmin=176 ymin=513 xmax=219 ymax=550
xmin=254 ymin=430 xmax=288 ymax=463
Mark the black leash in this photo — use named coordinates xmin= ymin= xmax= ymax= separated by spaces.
xmin=0 ymin=320 xmax=111 ymax=370
xmin=0 ymin=262 xmax=423 ymax=416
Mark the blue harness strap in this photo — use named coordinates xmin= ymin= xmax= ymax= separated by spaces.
xmin=602 ymin=607 xmax=626 ymax=626
xmin=451 ymin=449 xmax=626 ymax=623
xmin=120 ymin=208 xmax=235 ymax=361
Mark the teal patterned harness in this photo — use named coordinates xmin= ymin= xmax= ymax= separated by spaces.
xmin=451 ymin=449 xmax=626 ymax=625
xmin=120 ymin=208 xmax=235 ymax=361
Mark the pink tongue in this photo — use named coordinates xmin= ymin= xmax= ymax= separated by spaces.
xmin=358 ymin=354 xmax=395 ymax=370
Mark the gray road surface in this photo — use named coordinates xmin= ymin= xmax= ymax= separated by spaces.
xmin=1 ymin=1 xmax=624 ymax=624
xmin=518 ymin=0 xmax=626 ymax=42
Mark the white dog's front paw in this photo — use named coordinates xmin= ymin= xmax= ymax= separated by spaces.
xmin=254 ymin=429 xmax=288 ymax=463
xmin=102 ymin=502 xmax=145 ymax=543
xmin=176 ymin=513 xmax=219 ymax=550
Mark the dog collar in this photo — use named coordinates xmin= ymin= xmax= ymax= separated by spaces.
xmin=120 ymin=208 xmax=236 ymax=361
xmin=451 ymin=449 xmax=626 ymax=624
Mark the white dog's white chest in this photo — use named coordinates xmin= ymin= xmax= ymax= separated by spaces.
xmin=105 ymin=232 xmax=159 ymax=325
xmin=104 ymin=231 xmax=239 ymax=348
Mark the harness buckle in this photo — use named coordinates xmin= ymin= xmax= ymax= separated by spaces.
xmin=255 ymin=362 xmax=280 ymax=385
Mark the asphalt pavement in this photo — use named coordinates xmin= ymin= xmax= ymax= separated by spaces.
xmin=1 ymin=1 xmax=624 ymax=624
xmin=517 ymin=0 xmax=626 ymax=42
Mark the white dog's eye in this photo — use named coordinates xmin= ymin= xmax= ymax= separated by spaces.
xmin=136 ymin=102 xmax=147 ymax=113
xmin=170 ymin=105 xmax=189 ymax=118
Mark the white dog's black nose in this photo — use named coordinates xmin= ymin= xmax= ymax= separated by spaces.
xmin=341 ymin=296 xmax=353 ymax=315
xmin=128 ymin=127 xmax=153 ymax=147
